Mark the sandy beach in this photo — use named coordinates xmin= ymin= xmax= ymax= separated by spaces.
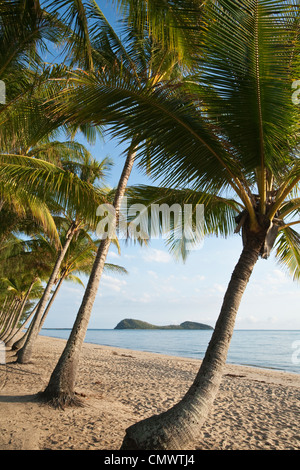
xmin=0 ymin=335 xmax=299 ymax=451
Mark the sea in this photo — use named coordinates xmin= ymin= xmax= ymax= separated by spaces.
xmin=40 ymin=329 xmax=300 ymax=375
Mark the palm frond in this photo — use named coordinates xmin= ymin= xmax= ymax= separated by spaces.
xmin=0 ymin=154 xmax=109 ymax=228
xmin=103 ymin=263 xmax=128 ymax=275
xmin=124 ymin=184 xmax=241 ymax=260
xmin=64 ymin=274 xmax=85 ymax=287
xmin=274 ymin=227 xmax=300 ymax=281
xmin=114 ymin=0 xmax=203 ymax=66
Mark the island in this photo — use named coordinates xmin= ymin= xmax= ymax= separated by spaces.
xmin=114 ymin=318 xmax=213 ymax=330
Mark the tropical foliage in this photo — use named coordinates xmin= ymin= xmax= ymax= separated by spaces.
xmin=0 ymin=1 xmax=126 ymax=362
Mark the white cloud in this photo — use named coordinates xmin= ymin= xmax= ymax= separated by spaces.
xmin=124 ymin=254 xmax=136 ymax=260
xmin=247 ymin=268 xmax=290 ymax=297
xmin=131 ymin=293 xmax=152 ymax=303
xmin=267 ymin=269 xmax=289 ymax=285
xmin=101 ymin=274 xmax=127 ymax=292
xmin=62 ymin=285 xmax=84 ymax=297
xmin=236 ymin=315 xmax=258 ymax=326
xmin=212 ymin=283 xmax=226 ymax=294
xmin=107 ymin=251 xmax=120 ymax=259
xmin=147 ymin=270 xmax=159 ymax=278
xmin=142 ymin=248 xmax=172 ymax=263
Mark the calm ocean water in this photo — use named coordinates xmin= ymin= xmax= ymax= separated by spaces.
xmin=40 ymin=329 xmax=300 ymax=374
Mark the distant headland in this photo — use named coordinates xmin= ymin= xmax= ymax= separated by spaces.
xmin=114 ymin=318 xmax=213 ymax=330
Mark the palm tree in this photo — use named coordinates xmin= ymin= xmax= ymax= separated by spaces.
xmin=0 ymin=275 xmax=43 ymax=345
xmin=0 ymin=0 xmax=105 ymax=243
xmin=0 ymin=76 xmax=106 ymax=245
xmin=0 ymin=1 xmax=116 ymax=360
xmin=38 ymin=0 xmax=193 ymax=408
xmin=46 ymin=0 xmax=299 ymax=448
xmin=0 ymin=231 xmax=56 ymax=348
xmin=0 ymin=0 xmax=61 ymax=108
xmin=3 ymin=229 xmax=126 ymax=350
xmin=15 ymin=152 xmax=112 ymax=363
xmin=0 ymin=0 xmax=112 ymax=363
xmin=117 ymin=1 xmax=300 ymax=449
xmin=37 ymin=227 xmax=127 ymax=331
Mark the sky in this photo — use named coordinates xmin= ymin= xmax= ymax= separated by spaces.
xmin=42 ymin=1 xmax=300 ymax=331
xmin=42 ymin=134 xmax=300 ymax=331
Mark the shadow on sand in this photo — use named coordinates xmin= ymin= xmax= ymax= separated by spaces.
xmin=0 ymin=393 xmax=39 ymax=403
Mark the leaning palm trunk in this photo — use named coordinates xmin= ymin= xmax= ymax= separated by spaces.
xmin=12 ymin=275 xmax=62 ymax=349
xmin=17 ymin=223 xmax=78 ymax=364
xmin=40 ymin=144 xmax=136 ymax=408
xmin=39 ymin=274 xmax=66 ymax=331
xmin=11 ymin=299 xmax=41 ymax=350
xmin=121 ymin=224 xmax=268 ymax=450
xmin=0 ymin=296 xmax=8 ymax=327
xmin=0 ymin=297 xmax=17 ymax=336
xmin=11 ymin=277 xmax=65 ymax=351
xmin=5 ymin=280 xmax=35 ymax=346
xmin=0 ymin=299 xmax=20 ymax=342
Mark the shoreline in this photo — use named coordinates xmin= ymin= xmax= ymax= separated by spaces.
xmin=40 ymin=330 xmax=300 ymax=376
xmin=1 ymin=335 xmax=300 ymax=450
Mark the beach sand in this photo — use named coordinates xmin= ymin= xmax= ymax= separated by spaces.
xmin=0 ymin=335 xmax=299 ymax=451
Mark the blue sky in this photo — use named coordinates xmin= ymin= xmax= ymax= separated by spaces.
xmin=41 ymin=1 xmax=300 ymax=331
xmin=43 ymin=135 xmax=300 ymax=331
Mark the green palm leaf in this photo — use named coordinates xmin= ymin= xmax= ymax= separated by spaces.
xmin=124 ymin=184 xmax=241 ymax=260
xmin=275 ymin=227 xmax=300 ymax=281
xmin=0 ymin=154 xmax=109 ymax=228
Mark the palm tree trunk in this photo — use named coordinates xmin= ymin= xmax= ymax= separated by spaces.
xmin=0 ymin=299 xmax=20 ymax=342
xmin=17 ymin=223 xmax=78 ymax=364
xmin=0 ymin=296 xmax=8 ymax=327
xmin=11 ymin=277 xmax=65 ymax=351
xmin=0 ymin=297 xmax=16 ymax=337
xmin=5 ymin=280 xmax=35 ymax=346
xmin=40 ymin=143 xmax=137 ymax=408
xmin=39 ymin=273 xmax=66 ymax=331
xmin=11 ymin=298 xmax=41 ymax=350
xmin=0 ymin=308 xmax=9 ymax=337
xmin=121 ymin=228 xmax=267 ymax=450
